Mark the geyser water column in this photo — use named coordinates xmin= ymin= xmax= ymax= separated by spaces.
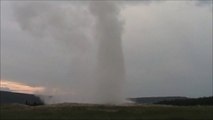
xmin=89 ymin=1 xmax=125 ymax=104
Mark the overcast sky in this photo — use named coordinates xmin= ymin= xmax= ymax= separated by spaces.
xmin=1 ymin=0 xmax=212 ymax=103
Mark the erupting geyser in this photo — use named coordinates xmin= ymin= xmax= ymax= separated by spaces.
xmin=89 ymin=1 xmax=125 ymax=104
xmin=13 ymin=1 xmax=126 ymax=104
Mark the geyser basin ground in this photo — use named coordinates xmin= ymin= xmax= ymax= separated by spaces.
xmin=1 ymin=103 xmax=213 ymax=120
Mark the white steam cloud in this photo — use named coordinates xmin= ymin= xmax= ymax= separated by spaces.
xmin=12 ymin=2 xmax=96 ymax=103
xmin=12 ymin=1 xmax=125 ymax=104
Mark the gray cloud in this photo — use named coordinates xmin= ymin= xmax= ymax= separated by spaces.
xmin=196 ymin=0 xmax=213 ymax=5
xmin=122 ymin=1 xmax=212 ymax=97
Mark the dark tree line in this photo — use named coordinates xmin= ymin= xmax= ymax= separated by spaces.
xmin=155 ymin=96 xmax=213 ymax=106
xmin=25 ymin=100 xmax=44 ymax=106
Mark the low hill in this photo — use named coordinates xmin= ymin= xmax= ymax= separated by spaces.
xmin=156 ymin=96 xmax=213 ymax=106
xmin=0 ymin=91 xmax=44 ymax=105
xmin=129 ymin=96 xmax=188 ymax=104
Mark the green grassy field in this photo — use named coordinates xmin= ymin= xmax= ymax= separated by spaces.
xmin=1 ymin=103 xmax=213 ymax=120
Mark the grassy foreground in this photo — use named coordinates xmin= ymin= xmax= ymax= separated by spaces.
xmin=1 ymin=103 xmax=213 ymax=120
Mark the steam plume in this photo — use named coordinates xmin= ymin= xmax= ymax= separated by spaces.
xmin=89 ymin=1 xmax=125 ymax=104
